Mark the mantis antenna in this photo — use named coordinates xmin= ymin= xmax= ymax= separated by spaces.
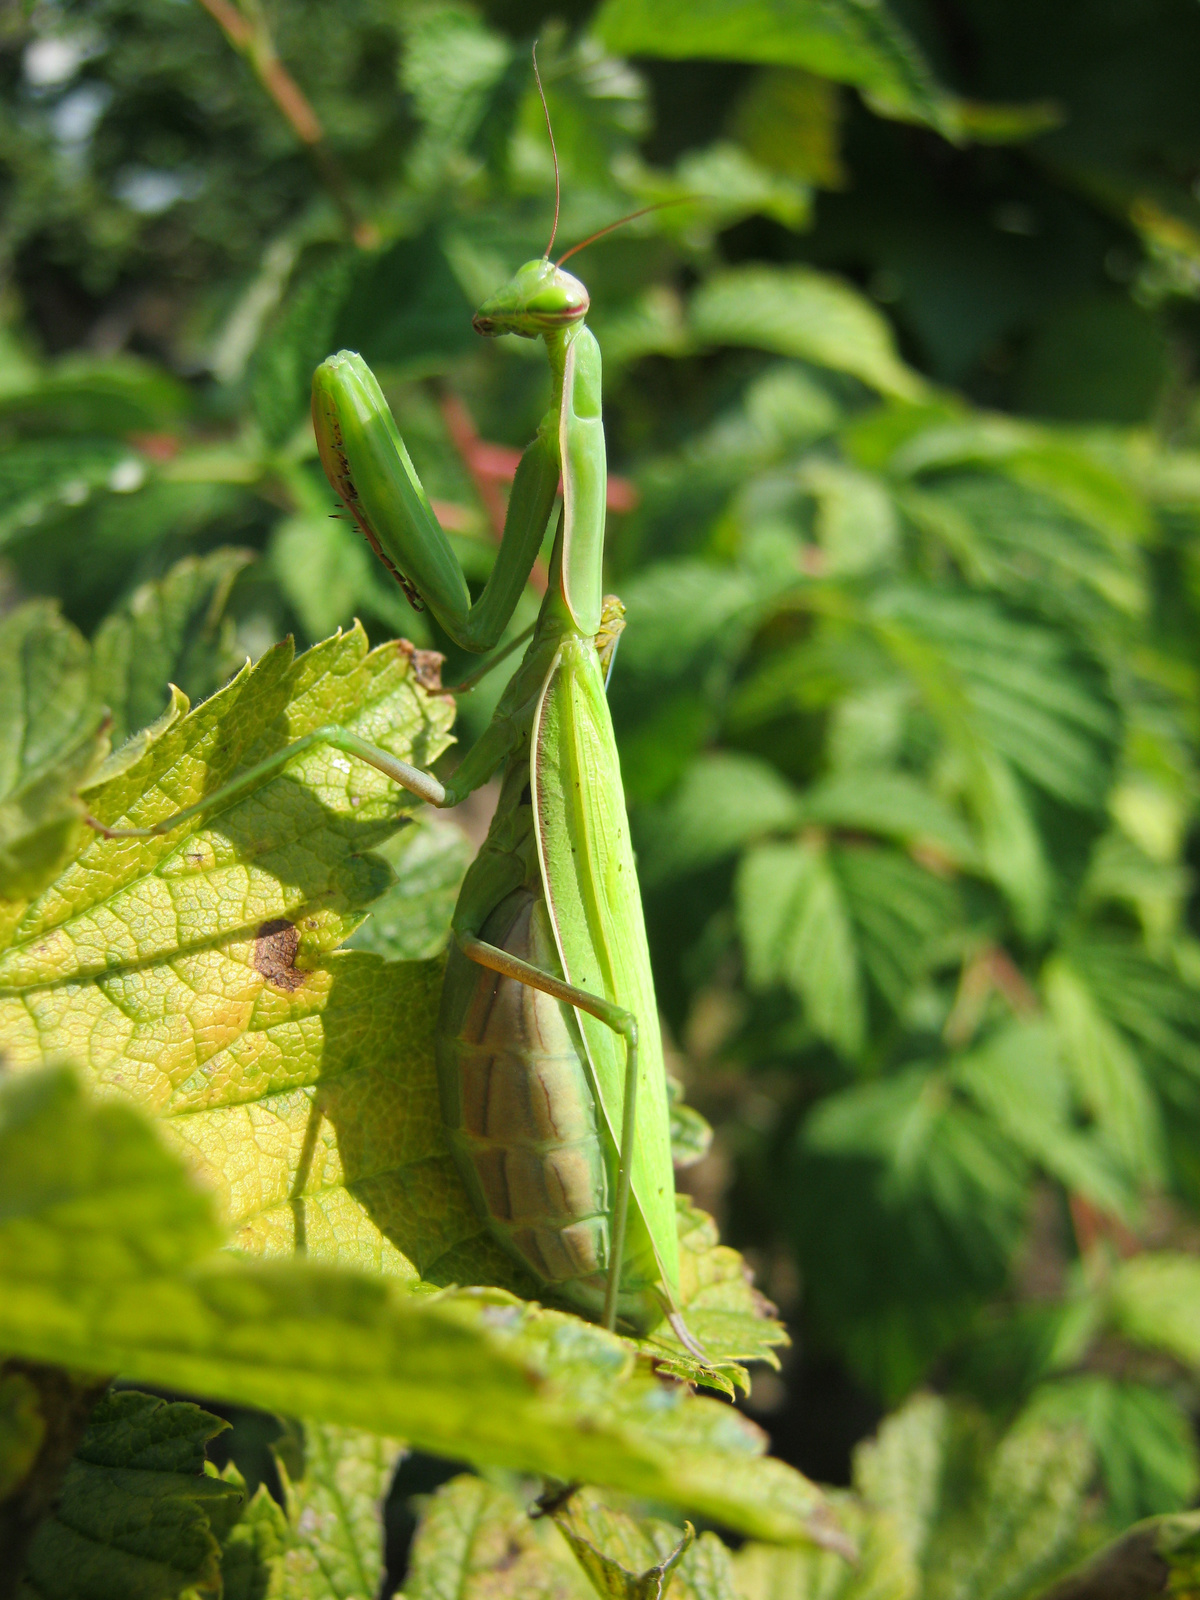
xmin=556 ymin=201 xmax=683 ymax=266
xmin=532 ymin=43 xmax=561 ymax=260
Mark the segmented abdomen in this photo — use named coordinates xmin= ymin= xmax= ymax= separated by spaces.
xmin=437 ymin=887 xmax=611 ymax=1285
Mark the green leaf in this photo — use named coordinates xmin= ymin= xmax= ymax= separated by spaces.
xmin=0 ymin=601 xmax=110 ymax=912
xmin=218 ymin=1479 xmax=289 ymax=1600
xmin=868 ymin=588 xmax=1120 ymax=814
xmin=0 ymin=354 xmax=190 ymax=435
xmin=731 ymin=1500 xmax=913 ymax=1600
xmin=19 ymin=1390 xmax=242 ymax=1600
xmin=1033 ymin=1510 xmax=1200 ymax=1600
xmin=1060 ymin=940 xmax=1200 ymax=1107
xmin=274 ymin=1422 xmax=402 ymax=1599
xmin=545 ymin=1492 xmax=694 ymax=1600
xmin=729 ymin=67 xmax=846 ymax=189
xmin=925 ymin=1426 xmax=1093 ymax=1600
xmin=545 ymin=1487 xmax=741 ymax=1600
xmin=345 ymin=815 xmax=471 ymax=962
xmin=332 ymin=232 xmax=479 ymax=374
xmin=592 ymin=0 xmax=954 ymax=135
xmin=797 ymin=459 xmax=899 ymax=575
xmin=269 ymin=513 xmax=418 ymax=643
xmin=0 ymin=439 xmax=135 ymax=547
xmin=638 ymin=753 xmax=799 ymax=887
xmin=0 ymin=625 xmax=458 ymax=1275
xmin=951 ymin=1021 xmax=1137 ymax=1222
xmin=0 ymin=619 xmax=784 ymax=1390
xmin=91 ymin=549 xmax=254 ymax=744
xmin=796 ymin=1074 xmax=1028 ymax=1397
xmin=833 ymin=845 xmax=961 ymax=1012
xmin=863 ymin=586 xmax=1121 ymax=934
xmin=0 ymin=1067 xmax=839 ymax=1548
xmin=669 ymin=140 xmax=812 ymax=232
xmin=738 ymin=838 xmax=865 ymax=1056
xmin=400 ymin=1475 xmax=590 ymax=1600
xmin=1112 ymin=1253 xmax=1200 ymax=1370
xmin=852 ymin=1392 xmax=947 ymax=1569
xmin=692 ymin=267 xmax=922 ymax=399
xmin=400 ymin=7 xmax=511 ymax=193
xmin=1024 ymin=1377 xmax=1200 ymax=1528
xmin=1042 ymin=958 xmax=1166 ymax=1189
xmin=799 ymin=771 xmax=978 ymax=867
xmin=639 ymin=1201 xmax=788 ymax=1394
xmin=668 ymin=1080 xmax=714 ymax=1169
xmin=898 ymin=475 xmax=1147 ymax=637
xmin=853 ymin=1394 xmax=1095 ymax=1600
xmin=253 ymin=251 xmax=358 ymax=449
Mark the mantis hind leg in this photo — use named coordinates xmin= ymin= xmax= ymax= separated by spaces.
xmin=456 ymin=931 xmax=638 ymax=1333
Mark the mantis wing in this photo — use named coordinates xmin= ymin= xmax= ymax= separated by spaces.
xmin=531 ymin=635 xmax=680 ymax=1306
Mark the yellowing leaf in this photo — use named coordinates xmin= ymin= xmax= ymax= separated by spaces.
xmin=544 ymin=1489 xmax=712 ymax=1600
xmin=0 ymin=619 xmax=790 ymax=1389
xmin=0 ymin=1067 xmax=841 ymax=1547
xmin=401 ymin=1475 xmax=590 ymax=1600
xmin=0 ymin=624 xmax=467 ymax=1280
xmin=275 ymin=1422 xmax=403 ymax=1599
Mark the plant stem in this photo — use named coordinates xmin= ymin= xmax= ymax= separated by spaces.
xmin=194 ymin=0 xmax=378 ymax=248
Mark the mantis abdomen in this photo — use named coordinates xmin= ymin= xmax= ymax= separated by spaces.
xmin=438 ymin=881 xmax=662 ymax=1331
xmin=440 ymin=884 xmax=610 ymax=1280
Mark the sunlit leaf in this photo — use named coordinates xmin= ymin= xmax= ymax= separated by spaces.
xmin=1042 ymin=957 xmax=1167 ymax=1189
xmin=638 ymin=753 xmax=799 ymax=887
xmin=854 ymin=1393 xmax=1095 ymax=1598
xmin=1112 ymin=1254 xmax=1200 ymax=1371
xmin=0 ymin=1065 xmax=843 ymax=1547
xmin=545 ymin=1487 xmax=737 ymax=1600
xmin=274 ymin=1421 xmax=402 ymax=1599
xmin=400 ymin=1474 xmax=588 ymax=1599
xmin=593 ymin=0 xmax=954 ymax=135
xmin=951 ymin=1021 xmax=1136 ymax=1220
xmin=692 ymin=267 xmax=923 ymax=399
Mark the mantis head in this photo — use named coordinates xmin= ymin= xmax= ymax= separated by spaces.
xmin=472 ymin=258 xmax=589 ymax=339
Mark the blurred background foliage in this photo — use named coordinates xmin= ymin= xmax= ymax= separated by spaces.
xmin=8 ymin=0 xmax=1200 ymax=1553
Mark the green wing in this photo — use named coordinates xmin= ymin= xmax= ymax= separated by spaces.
xmin=531 ymin=635 xmax=680 ymax=1304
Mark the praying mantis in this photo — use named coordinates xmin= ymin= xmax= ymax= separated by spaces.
xmin=89 ymin=108 xmax=697 ymax=1352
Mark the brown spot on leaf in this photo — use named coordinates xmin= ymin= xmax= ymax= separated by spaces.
xmin=491 ymin=1536 xmax=524 ymax=1573
xmin=254 ymin=919 xmax=305 ymax=990
xmin=396 ymin=637 xmax=447 ymax=693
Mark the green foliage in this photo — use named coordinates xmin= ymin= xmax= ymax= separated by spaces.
xmin=18 ymin=1391 xmax=242 ymax=1600
xmin=272 ymin=1422 xmax=402 ymax=1598
xmin=0 ymin=1063 xmax=837 ymax=1548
